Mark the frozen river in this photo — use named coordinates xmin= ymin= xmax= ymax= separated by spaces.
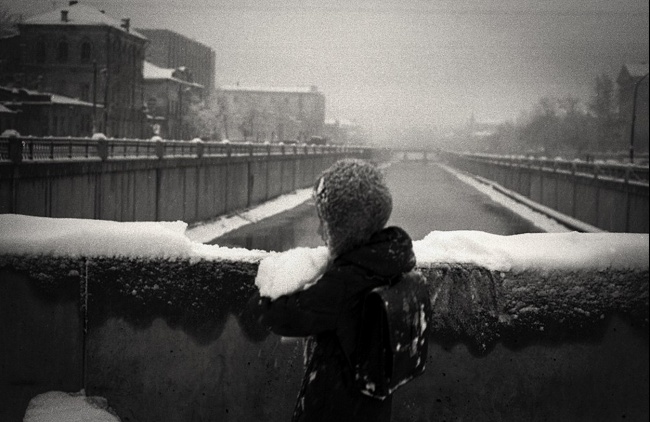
xmin=210 ymin=162 xmax=543 ymax=252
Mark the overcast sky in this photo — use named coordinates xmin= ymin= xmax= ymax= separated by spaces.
xmin=5 ymin=0 xmax=649 ymax=141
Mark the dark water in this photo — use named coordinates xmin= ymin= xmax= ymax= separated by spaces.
xmin=211 ymin=162 xmax=542 ymax=252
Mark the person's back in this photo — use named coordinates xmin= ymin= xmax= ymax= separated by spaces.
xmin=247 ymin=159 xmax=421 ymax=421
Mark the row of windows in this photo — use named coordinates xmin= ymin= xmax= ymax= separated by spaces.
xmin=36 ymin=38 xmax=93 ymax=64
xmin=34 ymin=38 xmax=143 ymax=66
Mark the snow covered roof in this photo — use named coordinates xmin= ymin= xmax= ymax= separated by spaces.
xmin=143 ymin=62 xmax=204 ymax=88
xmin=620 ymin=63 xmax=649 ymax=80
xmin=625 ymin=63 xmax=649 ymax=78
xmin=218 ymin=85 xmax=321 ymax=94
xmin=0 ymin=86 xmax=98 ymax=107
xmin=22 ymin=3 xmax=146 ymax=40
xmin=0 ymin=104 xmax=16 ymax=113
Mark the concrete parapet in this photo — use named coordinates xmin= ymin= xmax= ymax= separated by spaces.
xmin=1 ymin=253 xmax=647 ymax=421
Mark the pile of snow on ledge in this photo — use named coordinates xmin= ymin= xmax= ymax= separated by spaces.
xmin=255 ymin=246 xmax=330 ymax=299
xmin=23 ymin=390 xmax=120 ymax=422
xmin=0 ymin=214 xmax=265 ymax=261
xmin=413 ymin=230 xmax=649 ymax=272
xmin=0 ymin=215 xmax=647 ymax=273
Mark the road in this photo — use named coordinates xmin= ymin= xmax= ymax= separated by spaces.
xmin=211 ymin=161 xmax=543 ymax=252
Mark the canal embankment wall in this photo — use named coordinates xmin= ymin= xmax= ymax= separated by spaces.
xmin=0 ymin=138 xmax=372 ymax=224
xmin=1 ymin=234 xmax=647 ymax=422
xmin=442 ymin=151 xmax=650 ymax=233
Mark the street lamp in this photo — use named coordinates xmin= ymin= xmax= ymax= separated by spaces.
xmin=629 ymin=72 xmax=649 ymax=164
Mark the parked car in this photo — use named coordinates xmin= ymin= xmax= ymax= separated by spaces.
xmin=306 ymin=136 xmax=327 ymax=145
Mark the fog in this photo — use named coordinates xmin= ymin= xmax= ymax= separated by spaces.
xmin=5 ymin=0 xmax=649 ymax=144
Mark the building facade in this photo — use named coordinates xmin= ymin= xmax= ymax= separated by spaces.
xmin=2 ymin=3 xmax=147 ymax=138
xmin=143 ymin=61 xmax=204 ymax=139
xmin=323 ymin=118 xmax=367 ymax=145
xmin=138 ymin=29 xmax=215 ymax=95
xmin=0 ymin=86 xmax=97 ymax=137
xmin=216 ymin=85 xmax=325 ymax=143
xmin=617 ymin=63 xmax=649 ymax=156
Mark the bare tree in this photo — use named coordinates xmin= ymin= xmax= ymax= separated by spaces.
xmin=0 ymin=8 xmax=19 ymax=38
xmin=589 ymin=73 xmax=622 ymax=152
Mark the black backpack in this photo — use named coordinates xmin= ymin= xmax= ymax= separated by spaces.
xmin=353 ymin=270 xmax=431 ymax=400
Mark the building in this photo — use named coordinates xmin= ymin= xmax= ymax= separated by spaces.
xmin=137 ymin=29 xmax=215 ymax=95
xmin=0 ymin=103 xmax=18 ymax=134
xmin=216 ymin=85 xmax=325 ymax=143
xmin=617 ymin=63 xmax=649 ymax=156
xmin=143 ymin=61 xmax=204 ymax=139
xmin=0 ymin=86 xmax=98 ymax=136
xmin=323 ymin=118 xmax=367 ymax=145
xmin=1 ymin=2 xmax=147 ymax=138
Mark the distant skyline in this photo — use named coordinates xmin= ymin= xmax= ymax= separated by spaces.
xmin=4 ymin=0 xmax=649 ymax=142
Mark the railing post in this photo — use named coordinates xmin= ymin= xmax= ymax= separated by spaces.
xmin=624 ymin=167 xmax=631 ymax=233
xmin=196 ymin=142 xmax=204 ymax=159
xmin=571 ymin=162 xmax=577 ymax=218
xmin=155 ymin=140 xmax=164 ymax=159
xmin=97 ymin=139 xmax=109 ymax=161
xmin=8 ymin=138 xmax=23 ymax=164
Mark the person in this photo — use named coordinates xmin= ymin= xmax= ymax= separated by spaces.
xmin=246 ymin=158 xmax=419 ymax=422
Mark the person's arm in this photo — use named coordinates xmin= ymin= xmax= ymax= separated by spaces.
xmin=248 ymin=272 xmax=345 ymax=337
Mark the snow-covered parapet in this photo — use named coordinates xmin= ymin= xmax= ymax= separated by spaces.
xmin=2 ymin=215 xmax=646 ymax=270
xmin=0 ymin=214 xmax=647 ymax=352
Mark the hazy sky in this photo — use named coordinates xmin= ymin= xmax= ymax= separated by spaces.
xmin=5 ymin=0 xmax=649 ymax=141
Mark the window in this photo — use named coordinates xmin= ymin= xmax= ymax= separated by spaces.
xmin=80 ymin=83 xmax=90 ymax=101
xmin=36 ymin=39 xmax=46 ymax=63
xmin=56 ymin=39 xmax=69 ymax=63
xmin=80 ymin=41 xmax=92 ymax=63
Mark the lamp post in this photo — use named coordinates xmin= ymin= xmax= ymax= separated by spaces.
xmin=629 ymin=72 xmax=649 ymax=164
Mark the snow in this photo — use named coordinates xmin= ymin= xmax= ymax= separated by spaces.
xmin=185 ymin=188 xmax=314 ymax=243
xmin=440 ymin=164 xmax=575 ymax=233
xmin=0 ymin=214 xmax=264 ymax=262
xmin=23 ymin=390 xmax=120 ymax=422
xmin=255 ymin=246 xmax=330 ymax=299
xmin=1 ymin=209 xmax=647 ymax=275
xmin=413 ymin=230 xmax=649 ymax=272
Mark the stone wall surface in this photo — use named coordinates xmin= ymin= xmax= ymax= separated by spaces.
xmin=0 ymin=147 xmax=363 ymax=225
xmin=444 ymin=153 xmax=649 ymax=233
xmin=1 ymin=254 xmax=647 ymax=421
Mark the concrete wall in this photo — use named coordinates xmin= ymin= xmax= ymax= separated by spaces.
xmin=1 ymin=254 xmax=647 ymax=422
xmin=445 ymin=154 xmax=649 ymax=233
xmin=0 ymin=150 xmax=358 ymax=225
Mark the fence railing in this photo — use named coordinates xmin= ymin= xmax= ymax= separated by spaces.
xmin=457 ymin=152 xmax=650 ymax=186
xmin=0 ymin=136 xmax=371 ymax=164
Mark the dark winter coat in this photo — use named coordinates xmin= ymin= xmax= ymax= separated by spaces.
xmin=247 ymin=226 xmax=417 ymax=422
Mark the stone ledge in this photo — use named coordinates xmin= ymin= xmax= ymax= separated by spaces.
xmin=2 ymin=254 xmax=647 ymax=353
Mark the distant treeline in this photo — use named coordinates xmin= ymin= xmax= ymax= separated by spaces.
xmin=476 ymin=74 xmax=637 ymax=160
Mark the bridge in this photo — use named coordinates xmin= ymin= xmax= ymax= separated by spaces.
xmin=1 ymin=136 xmax=648 ymax=421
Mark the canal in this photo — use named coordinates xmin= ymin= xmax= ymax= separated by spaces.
xmin=210 ymin=161 xmax=543 ymax=252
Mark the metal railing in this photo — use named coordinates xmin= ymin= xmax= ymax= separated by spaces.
xmin=457 ymin=152 xmax=650 ymax=186
xmin=0 ymin=136 xmax=370 ymax=164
